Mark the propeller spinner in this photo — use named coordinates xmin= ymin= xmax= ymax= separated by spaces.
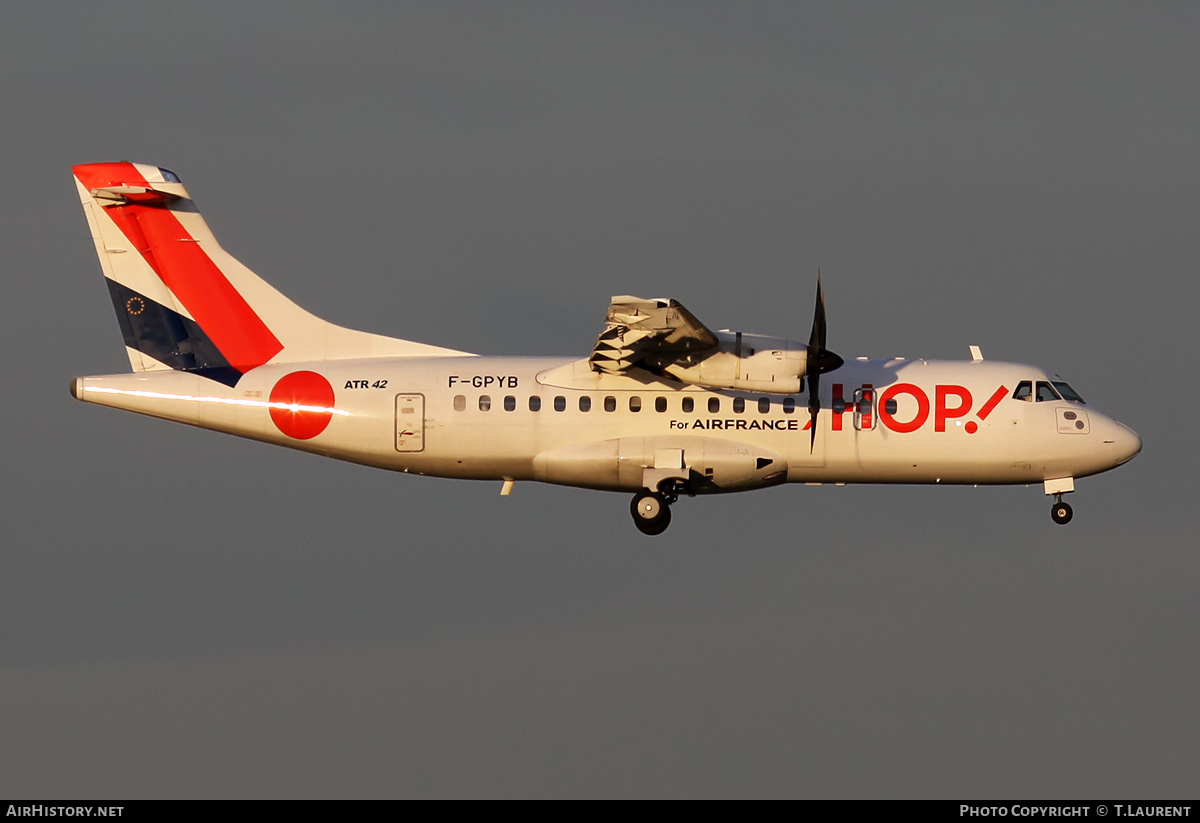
xmin=806 ymin=273 xmax=844 ymax=452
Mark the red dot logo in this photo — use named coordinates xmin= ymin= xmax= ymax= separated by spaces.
xmin=269 ymin=371 xmax=335 ymax=439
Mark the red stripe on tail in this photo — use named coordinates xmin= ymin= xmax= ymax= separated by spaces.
xmin=74 ymin=163 xmax=283 ymax=371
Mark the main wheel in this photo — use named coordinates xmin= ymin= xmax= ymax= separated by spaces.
xmin=1051 ymin=501 xmax=1073 ymax=525
xmin=631 ymin=491 xmax=672 ymax=535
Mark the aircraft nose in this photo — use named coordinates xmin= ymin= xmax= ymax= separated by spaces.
xmin=1110 ymin=421 xmax=1142 ymax=466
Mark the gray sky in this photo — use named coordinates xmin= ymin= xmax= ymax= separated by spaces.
xmin=2 ymin=1 xmax=1197 ymax=798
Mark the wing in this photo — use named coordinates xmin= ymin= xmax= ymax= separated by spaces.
xmin=588 ymin=296 xmax=720 ymax=375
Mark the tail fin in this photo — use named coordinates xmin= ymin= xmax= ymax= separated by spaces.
xmin=74 ymin=162 xmax=469 ymax=387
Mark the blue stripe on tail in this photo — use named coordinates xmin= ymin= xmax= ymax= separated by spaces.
xmin=105 ymin=279 xmax=244 ymax=388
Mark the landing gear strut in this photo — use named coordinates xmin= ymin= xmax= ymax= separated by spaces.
xmin=631 ymin=490 xmax=674 ymax=535
xmin=1050 ymin=495 xmax=1073 ymax=525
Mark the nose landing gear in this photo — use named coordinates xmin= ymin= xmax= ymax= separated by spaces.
xmin=1044 ymin=478 xmax=1075 ymax=526
xmin=1050 ymin=495 xmax=1073 ymax=525
xmin=631 ymin=490 xmax=675 ymax=535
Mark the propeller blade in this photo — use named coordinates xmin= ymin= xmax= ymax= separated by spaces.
xmin=808 ymin=369 xmax=821 ymax=453
xmin=805 ymin=272 xmax=842 ymax=453
xmin=809 ymin=272 xmax=827 ymax=355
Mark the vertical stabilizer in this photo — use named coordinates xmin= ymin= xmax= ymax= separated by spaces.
xmin=74 ymin=162 xmax=470 ymax=387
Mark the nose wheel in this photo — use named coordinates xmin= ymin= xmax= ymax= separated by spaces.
xmin=631 ymin=490 xmax=673 ymax=535
xmin=1050 ymin=495 xmax=1073 ymax=525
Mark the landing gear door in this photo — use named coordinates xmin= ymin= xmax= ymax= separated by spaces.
xmin=853 ymin=385 xmax=875 ymax=431
xmin=395 ymin=393 xmax=425 ymax=452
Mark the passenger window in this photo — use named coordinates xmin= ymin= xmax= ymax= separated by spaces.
xmin=554 ymin=396 xmax=566 ymax=412
xmin=479 ymin=395 xmax=492 ymax=411
xmin=733 ymin=397 xmax=745 ymax=413
xmin=758 ymin=397 xmax=770 ymax=414
xmin=884 ymin=399 xmax=898 ymax=415
xmin=453 ymin=395 xmax=466 ymax=411
xmin=708 ymin=397 xmax=720 ymax=413
xmin=1013 ymin=381 xmax=1033 ymax=402
xmin=655 ymin=397 xmax=667 ymax=413
xmin=604 ymin=396 xmax=616 ymax=412
xmin=782 ymin=397 xmax=795 ymax=414
xmin=504 ymin=396 xmax=516 ymax=411
xmin=529 ymin=396 xmax=541 ymax=412
xmin=1035 ymin=381 xmax=1061 ymax=402
xmin=629 ymin=396 xmax=642 ymax=412
xmin=579 ymin=396 xmax=591 ymax=412
xmin=682 ymin=397 xmax=695 ymax=413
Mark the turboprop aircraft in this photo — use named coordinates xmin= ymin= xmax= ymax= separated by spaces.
xmin=69 ymin=162 xmax=1141 ymax=535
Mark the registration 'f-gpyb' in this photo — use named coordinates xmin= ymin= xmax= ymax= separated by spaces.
xmin=70 ymin=163 xmax=1141 ymax=535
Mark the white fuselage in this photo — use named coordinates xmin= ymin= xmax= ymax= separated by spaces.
xmin=74 ymin=354 xmax=1142 ymax=494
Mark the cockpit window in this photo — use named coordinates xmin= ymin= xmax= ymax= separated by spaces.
xmin=1013 ymin=381 xmax=1033 ymax=402
xmin=1052 ymin=381 xmax=1085 ymax=403
xmin=1035 ymin=381 xmax=1061 ymax=402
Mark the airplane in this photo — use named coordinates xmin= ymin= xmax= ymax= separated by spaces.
xmin=69 ymin=162 xmax=1142 ymax=535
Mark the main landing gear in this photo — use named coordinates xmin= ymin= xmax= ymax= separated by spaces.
xmin=631 ymin=489 xmax=676 ymax=535
xmin=1050 ymin=495 xmax=1073 ymax=525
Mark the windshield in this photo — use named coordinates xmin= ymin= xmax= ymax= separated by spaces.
xmin=1052 ymin=381 xmax=1085 ymax=403
xmin=1035 ymin=381 xmax=1060 ymax=402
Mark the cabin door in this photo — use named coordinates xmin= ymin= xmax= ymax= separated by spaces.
xmin=395 ymin=393 xmax=425 ymax=452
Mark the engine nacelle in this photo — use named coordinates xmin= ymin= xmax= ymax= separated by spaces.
xmin=660 ymin=332 xmax=807 ymax=394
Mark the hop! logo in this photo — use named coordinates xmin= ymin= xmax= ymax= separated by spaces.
xmin=834 ymin=383 xmax=1009 ymax=434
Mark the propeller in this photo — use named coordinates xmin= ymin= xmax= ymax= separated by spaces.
xmin=806 ymin=272 xmax=844 ymax=453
